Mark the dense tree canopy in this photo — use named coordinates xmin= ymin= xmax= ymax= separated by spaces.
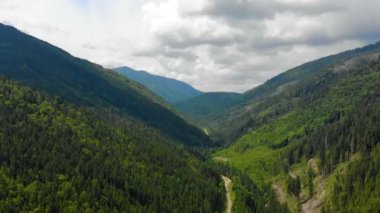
xmin=214 ymin=43 xmax=380 ymax=211
xmin=0 ymin=78 xmax=224 ymax=212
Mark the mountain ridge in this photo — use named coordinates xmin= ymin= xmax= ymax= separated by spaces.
xmin=0 ymin=23 xmax=212 ymax=147
xmin=115 ymin=66 xmax=202 ymax=104
xmin=175 ymin=41 xmax=380 ymax=144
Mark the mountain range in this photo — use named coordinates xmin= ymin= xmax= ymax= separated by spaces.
xmin=0 ymin=22 xmax=379 ymax=212
xmin=175 ymin=42 xmax=380 ymax=144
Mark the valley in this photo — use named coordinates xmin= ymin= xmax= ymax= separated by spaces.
xmin=0 ymin=22 xmax=379 ymax=212
xmin=182 ymin=42 xmax=380 ymax=212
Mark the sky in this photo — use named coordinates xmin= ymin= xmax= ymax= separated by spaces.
xmin=1 ymin=0 xmax=380 ymax=92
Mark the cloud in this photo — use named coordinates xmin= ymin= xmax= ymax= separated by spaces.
xmin=139 ymin=0 xmax=380 ymax=91
xmin=1 ymin=0 xmax=380 ymax=92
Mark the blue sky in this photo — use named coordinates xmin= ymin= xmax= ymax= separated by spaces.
xmin=1 ymin=0 xmax=380 ymax=92
xmin=73 ymin=0 xmax=88 ymax=7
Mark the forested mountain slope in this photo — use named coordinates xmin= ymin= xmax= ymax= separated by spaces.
xmin=0 ymin=23 xmax=211 ymax=147
xmin=215 ymin=45 xmax=380 ymax=212
xmin=115 ymin=66 xmax=202 ymax=104
xmin=174 ymin=92 xmax=242 ymax=137
xmin=177 ymin=42 xmax=380 ymax=144
xmin=0 ymin=78 xmax=225 ymax=212
xmin=0 ymin=23 xmax=287 ymax=213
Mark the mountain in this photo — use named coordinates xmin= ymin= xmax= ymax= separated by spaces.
xmin=115 ymin=66 xmax=202 ymax=104
xmin=0 ymin=77 xmax=225 ymax=212
xmin=174 ymin=41 xmax=380 ymax=211
xmin=211 ymin=42 xmax=380 ymax=212
xmin=178 ymin=41 xmax=380 ymax=144
xmin=0 ymin=23 xmax=225 ymax=211
xmin=0 ymin=23 xmax=211 ymax=147
xmin=0 ymin=23 xmax=286 ymax=212
xmin=0 ymin=78 xmax=286 ymax=213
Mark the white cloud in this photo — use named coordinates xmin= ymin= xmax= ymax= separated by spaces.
xmin=1 ymin=0 xmax=380 ymax=92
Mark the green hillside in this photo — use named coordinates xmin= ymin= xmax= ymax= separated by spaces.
xmin=0 ymin=23 xmax=211 ymax=147
xmin=214 ymin=45 xmax=380 ymax=211
xmin=115 ymin=66 xmax=202 ymax=104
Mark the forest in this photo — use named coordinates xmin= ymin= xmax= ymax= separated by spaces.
xmin=212 ymin=43 xmax=380 ymax=212
xmin=0 ymin=78 xmax=225 ymax=212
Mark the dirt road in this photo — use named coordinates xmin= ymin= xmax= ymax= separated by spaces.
xmin=222 ymin=175 xmax=233 ymax=213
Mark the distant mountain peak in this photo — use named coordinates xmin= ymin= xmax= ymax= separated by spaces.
xmin=115 ymin=66 xmax=202 ymax=104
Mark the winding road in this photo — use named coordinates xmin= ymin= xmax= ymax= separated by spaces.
xmin=214 ymin=156 xmax=233 ymax=213
xmin=222 ymin=175 xmax=232 ymax=213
